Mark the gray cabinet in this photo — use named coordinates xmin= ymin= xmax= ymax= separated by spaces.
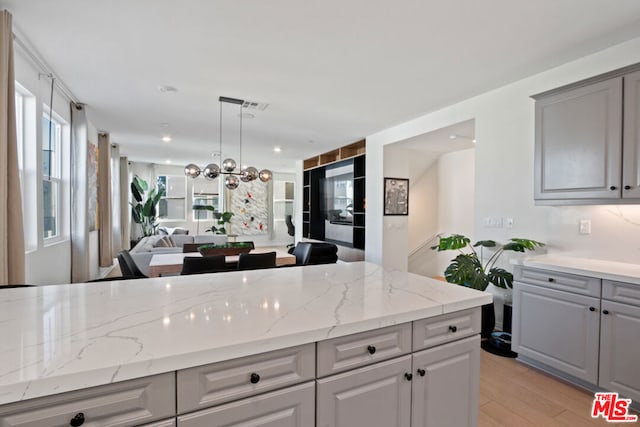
xmin=411 ymin=335 xmax=480 ymax=427
xmin=599 ymin=280 xmax=640 ymax=403
xmin=316 ymin=355 xmax=412 ymax=427
xmin=512 ymin=281 xmax=600 ymax=383
xmin=533 ymin=64 xmax=640 ymax=204
xmin=0 ymin=373 xmax=175 ymax=427
xmin=177 ymin=382 xmax=315 ymax=427
xmin=514 ymin=267 xmax=640 ymax=406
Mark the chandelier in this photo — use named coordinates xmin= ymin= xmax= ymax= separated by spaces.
xmin=184 ymin=96 xmax=272 ymax=189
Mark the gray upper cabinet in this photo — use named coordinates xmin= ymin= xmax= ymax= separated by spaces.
xmin=533 ymin=63 xmax=640 ymax=204
xmin=622 ymin=70 xmax=640 ymax=198
xmin=534 ymin=77 xmax=623 ymax=202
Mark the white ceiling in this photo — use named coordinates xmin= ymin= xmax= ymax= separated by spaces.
xmin=4 ymin=0 xmax=640 ymax=173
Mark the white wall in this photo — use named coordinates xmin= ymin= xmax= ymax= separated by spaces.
xmin=366 ymin=35 xmax=640 ymax=268
xmin=407 ymin=158 xmax=438 ymax=252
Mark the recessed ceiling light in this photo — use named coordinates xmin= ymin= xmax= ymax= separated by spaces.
xmin=472 ymin=139 xmax=477 ymax=143
xmin=165 ymin=160 xmax=172 ymax=164
xmin=273 ymin=147 xmax=281 ymax=153
xmin=158 ymin=85 xmax=178 ymax=93
xmin=162 ymin=136 xmax=172 ymax=143
xmin=449 ymin=134 xmax=458 ymax=140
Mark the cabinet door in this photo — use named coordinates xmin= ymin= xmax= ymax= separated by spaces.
xmin=534 ymin=77 xmax=622 ymax=201
xmin=411 ymin=335 xmax=480 ymax=427
xmin=177 ymin=382 xmax=314 ymax=427
xmin=599 ymin=300 xmax=640 ymax=402
xmin=512 ymin=282 xmax=600 ymax=383
xmin=622 ymin=70 xmax=640 ymax=198
xmin=316 ymin=355 xmax=412 ymax=427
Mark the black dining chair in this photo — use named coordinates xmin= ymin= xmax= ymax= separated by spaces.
xmin=292 ymin=242 xmax=313 ymax=265
xmin=117 ymin=250 xmax=148 ymax=279
xmin=237 ymin=252 xmax=277 ymax=271
xmin=181 ymin=255 xmax=228 ymax=275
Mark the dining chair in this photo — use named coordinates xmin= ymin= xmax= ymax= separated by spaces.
xmin=181 ymin=255 xmax=228 ymax=275
xmin=237 ymin=252 xmax=277 ymax=271
xmin=117 ymin=250 xmax=148 ymax=278
xmin=292 ymin=242 xmax=312 ymax=265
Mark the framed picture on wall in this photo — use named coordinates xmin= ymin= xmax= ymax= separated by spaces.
xmin=384 ymin=177 xmax=409 ymax=215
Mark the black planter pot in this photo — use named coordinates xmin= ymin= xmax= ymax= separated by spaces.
xmin=481 ymin=303 xmax=496 ymax=338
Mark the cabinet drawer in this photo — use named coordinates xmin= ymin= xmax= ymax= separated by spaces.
xmin=603 ymin=280 xmax=640 ymax=307
xmin=177 ymin=343 xmax=315 ymax=413
xmin=316 ymin=323 xmax=412 ymax=377
xmin=413 ymin=308 xmax=480 ymax=351
xmin=0 ymin=373 xmax=175 ymax=427
xmin=141 ymin=419 xmax=176 ymax=427
xmin=177 ymin=381 xmax=315 ymax=427
xmin=515 ymin=266 xmax=601 ymax=297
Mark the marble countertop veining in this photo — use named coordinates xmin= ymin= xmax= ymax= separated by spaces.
xmin=519 ymin=255 xmax=640 ymax=285
xmin=0 ymin=262 xmax=491 ymax=405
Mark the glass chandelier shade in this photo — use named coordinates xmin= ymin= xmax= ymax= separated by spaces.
xmin=184 ymin=96 xmax=272 ymax=190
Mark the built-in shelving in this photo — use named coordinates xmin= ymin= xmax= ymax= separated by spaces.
xmin=303 ymin=140 xmax=365 ymax=171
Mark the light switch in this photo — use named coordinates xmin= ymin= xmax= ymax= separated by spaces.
xmin=579 ymin=219 xmax=591 ymax=235
xmin=504 ymin=218 xmax=514 ymax=228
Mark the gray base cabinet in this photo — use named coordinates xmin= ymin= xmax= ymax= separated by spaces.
xmin=514 ymin=267 xmax=640 ymax=405
xmin=599 ymin=284 xmax=640 ymax=403
xmin=316 ymin=355 xmax=412 ymax=427
xmin=177 ymin=382 xmax=315 ymax=427
xmin=512 ymin=282 xmax=600 ymax=383
xmin=411 ymin=335 xmax=480 ymax=427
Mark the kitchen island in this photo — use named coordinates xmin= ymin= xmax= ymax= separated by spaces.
xmin=0 ymin=262 xmax=491 ymax=426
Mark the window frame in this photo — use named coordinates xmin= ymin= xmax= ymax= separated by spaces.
xmin=41 ymin=107 xmax=64 ymax=244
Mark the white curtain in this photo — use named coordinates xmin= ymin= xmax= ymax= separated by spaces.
xmin=0 ymin=10 xmax=25 ymax=285
xmin=98 ymin=132 xmax=112 ymax=267
xmin=119 ymin=156 xmax=130 ymax=250
xmin=110 ymin=143 xmax=122 ymax=255
xmin=70 ymin=103 xmax=89 ymax=282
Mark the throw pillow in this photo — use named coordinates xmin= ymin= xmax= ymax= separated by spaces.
xmin=153 ymin=236 xmax=171 ymax=248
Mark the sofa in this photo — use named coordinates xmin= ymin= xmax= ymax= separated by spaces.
xmin=129 ymin=234 xmax=228 ymax=276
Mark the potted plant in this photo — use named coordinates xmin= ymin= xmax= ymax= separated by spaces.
xmin=432 ymin=234 xmax=544 ymax=337
xmin=130 ymin=176 xmax=163 ymax=237
xmin=205 ymin=211 xmax=234 ymax=234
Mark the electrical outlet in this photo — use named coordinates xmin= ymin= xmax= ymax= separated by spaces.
xmin=579 ymin=219 xmax=591 ymax=235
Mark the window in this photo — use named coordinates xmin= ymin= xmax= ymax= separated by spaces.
xmin=42 ymin=110 xmax=62 ymax=240
xmin=157 ymin=175 xmax=186 ymax=221
xmin=192 ymin=177 xmax=219 ymax=221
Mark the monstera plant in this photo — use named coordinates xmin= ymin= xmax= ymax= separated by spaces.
xmin=130 ymin=176 xmax=163 ymax=237
xmin=432 ymin=234 xmax=545 ymax=291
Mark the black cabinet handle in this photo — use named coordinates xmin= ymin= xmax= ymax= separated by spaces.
xmin=547 ymin=278 xmax=555 ymax=282
xmin=449 ymin=325 xmax=457 ymax=333
xmin=404 ymin=373 xmax=413 ymax=381
xmin=603 ymin=310 xmax=610 ymax=315
xmin=625 ymin=185 xmax=632 ymax=190
xmin=70 ymin=413 xmax=85 ymax=427
xmin=250 ymin=373 xmax=260 ymax=384
xmin=610 ymin=186 xmax=617 ymax=191
xmin=367 ymin=345 xmax=376 ymax=355
xmin=417 ymin=368 xmax=426 ymax=377
xmin=589 ymin=306 xmax=596 ymax=312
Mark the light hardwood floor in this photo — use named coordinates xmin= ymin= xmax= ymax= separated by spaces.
xmin=480 ymin=351 xmax=638 ymax=426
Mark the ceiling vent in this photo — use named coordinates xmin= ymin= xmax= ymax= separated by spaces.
xmin=242 ymin=100 xmax=269 ymax=111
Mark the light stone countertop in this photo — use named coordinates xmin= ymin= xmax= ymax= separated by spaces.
xmin=0 ymin=262 xmax=491 ymax=405
xmin=519 ymin=254 xmax=640 ymax=285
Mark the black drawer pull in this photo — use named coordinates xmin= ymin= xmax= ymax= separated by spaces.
xmin=367 ymin=345 xmax=376 ymax=355
xmin=547 ymin=277 xmax=555 ymax=282
xmin=250 ymin=373 xmax=260 ymax=384
xmin=449 ymin=325 xmax=457 ymax=333
xmin=404 ymin=373 xmax=413 ymax=381
xmin=610 ymin=186 xmax=617 ymax=191
xmin=603 ymin=310 xmax=610 ymax=315
xmin=589 ymin=306 xmax=596 ymax=312
xmin=417 ymin=368 xmax=426 ymax=377
xmin=624 ymin=185 xmax=632 ymax=190
xmin=70 ymin=413 xmax=85 ymax=427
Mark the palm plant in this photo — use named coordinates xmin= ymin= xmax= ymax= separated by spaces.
xmin=432 ymin=234 xmax=544 ymax=291
xmin=130 ymin=176 xmax=163 ymax=237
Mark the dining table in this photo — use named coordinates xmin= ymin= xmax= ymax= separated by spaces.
xmin=148 ymin=248 xmax=296 ymax=277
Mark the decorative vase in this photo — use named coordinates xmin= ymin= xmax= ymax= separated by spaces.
xmin=481 ymin=303 xmax=496 ymax=339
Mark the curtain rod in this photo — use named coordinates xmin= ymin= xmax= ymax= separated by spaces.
xmin=12 ymin=27 xmax=80 ymax=105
